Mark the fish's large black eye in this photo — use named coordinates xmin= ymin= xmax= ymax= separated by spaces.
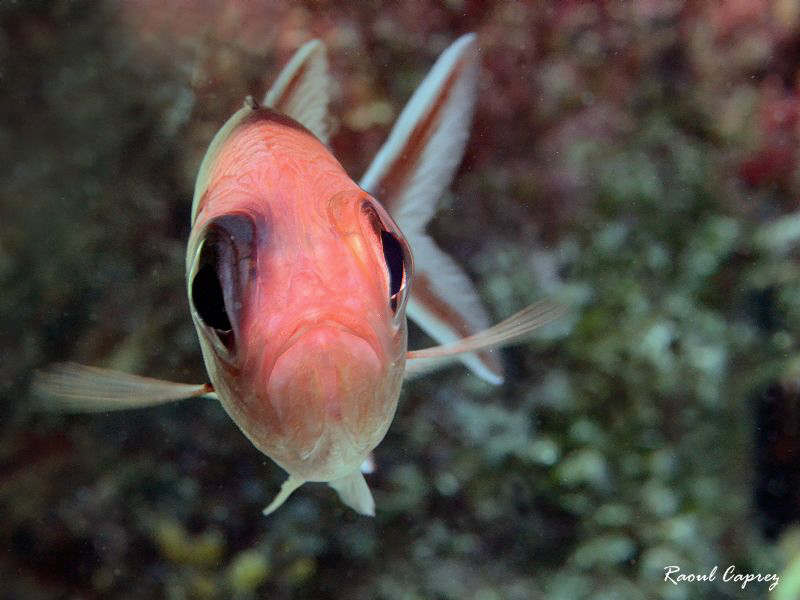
xmin=190 ymin=213 xmax=256 ymax=356
xmin=381 ymin=230 xmax=405 ymax=311
xmin=192 ymin=260 xmax=232 ymax=331
xmin=361 ymin=200 xmax=411 ymax=315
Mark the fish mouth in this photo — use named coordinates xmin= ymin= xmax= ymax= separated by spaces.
xmin=272 ymin=323 xmax=383 ymax=387
xmin=265 ymin=323 xmax=385 ymax=470
xmin=275 ymin=315 xmax=383 ymax=364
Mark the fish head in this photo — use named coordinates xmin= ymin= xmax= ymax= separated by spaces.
xmin=187 ymin=107 xmax=412 ymax=481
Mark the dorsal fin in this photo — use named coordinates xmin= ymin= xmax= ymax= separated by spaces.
xmin=192 ymin=40 xmax=332 ymax=223
xmin=263 ymin=39 xmax=331 ymax=144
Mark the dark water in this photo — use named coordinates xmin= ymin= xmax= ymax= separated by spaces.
xmin=3 ymin=1 xmax=800 ymax=598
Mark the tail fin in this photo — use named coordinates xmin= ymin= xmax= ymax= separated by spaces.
xmin=359 ymin=34 xmax=504 ymax=383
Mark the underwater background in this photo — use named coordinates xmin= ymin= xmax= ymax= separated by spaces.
xmin=3 ymin=1 xmax=800 ymax=598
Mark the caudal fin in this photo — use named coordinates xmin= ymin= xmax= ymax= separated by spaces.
xmin=359 ymin=34 xmax=506 ymax=383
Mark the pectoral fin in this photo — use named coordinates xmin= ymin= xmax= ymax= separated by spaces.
xmin=32 ymin=362 xmax=214 ymax=412
xmin=328 ymin=471 xmax=376 ymax=516
xmin=263 ymin=475 xmax=305 ymax=516
xmin=404 ymin=232 xmax=503 ymax=383
xmin=405 ymin=301 xmax=565 ymax=378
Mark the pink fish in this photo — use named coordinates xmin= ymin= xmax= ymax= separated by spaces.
xmin=34 ymin=34 xmax=561 ymax=516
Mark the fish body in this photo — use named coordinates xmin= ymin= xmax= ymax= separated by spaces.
xmin=34 ymin=34 xmax=562 ymax=516
xmin=189 ymin=107 xmax=410 ymax=486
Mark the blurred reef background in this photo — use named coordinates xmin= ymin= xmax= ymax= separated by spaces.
xmin=4 ymin=1 xmax=800 ymax=598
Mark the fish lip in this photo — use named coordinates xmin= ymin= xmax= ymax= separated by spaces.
xmin=265 ymin=320 xmax=383 ymax=474
xmin=274 ymin=315 xmax=382 ymax=364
